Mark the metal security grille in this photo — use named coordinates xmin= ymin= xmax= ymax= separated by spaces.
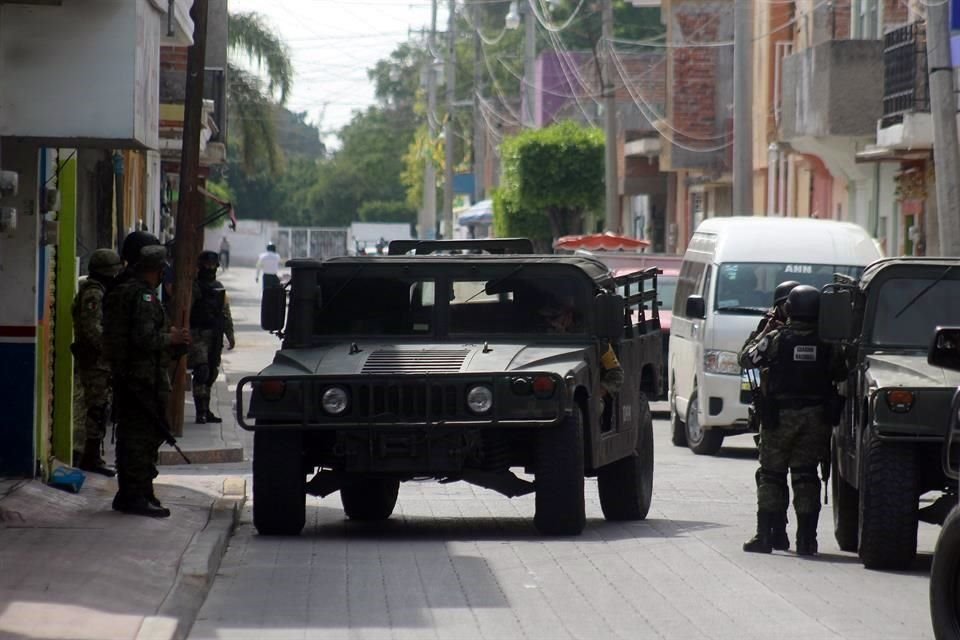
xmin=362 ymin=349 xmax=469 ymax=374
xmin=882 ymin=22 xmax=929 ymax=127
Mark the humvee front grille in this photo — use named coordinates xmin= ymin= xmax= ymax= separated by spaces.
xmin=354 ymin=381 xmax=462 ymax=421
xmin=362 ymin=349 xmax=469 ymax=374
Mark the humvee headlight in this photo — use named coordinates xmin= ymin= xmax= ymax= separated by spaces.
xmin=322 ymin=386 xmax=350 ymax=415
xmin=467 ymin=385 xmax=493 ymax=414
xmin=885 ymin=389 xmax=914 ymax=413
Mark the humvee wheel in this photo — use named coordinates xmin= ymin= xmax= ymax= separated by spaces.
xmin=599 ymin=393 xmax=654 ymax=520
xmin=341 ymin=477 xmax=400 ymax=521
xmin=858 ymin=428 xmax=918 ymax=569
xmin=253 ymin=429 xmax=306 ymax=536
xmin=831 ymin=433 xmax=858 ymax=552
xmin=685 ymin=390 xmax=724 ymax=456
xmin=931 ymin=506 xmax=960 ymax=640
xmin=670 ymin=385 xmax=687 ymax=447
xmin=534 ymin=407 xmax=586 ymax=535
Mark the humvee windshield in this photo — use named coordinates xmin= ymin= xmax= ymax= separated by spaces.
xmin=871 ymin=275 xmax=960 ymax=349
xmin=313 ymin=264 xmax=590 ymax=336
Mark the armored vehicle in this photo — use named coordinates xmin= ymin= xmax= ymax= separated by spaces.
xmin=820 ymin=258 xmax=960 ymax=569
xmin=237 ymin=239 xmax=664 ymax=536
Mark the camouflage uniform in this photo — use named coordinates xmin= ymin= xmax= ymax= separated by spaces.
xmin=103 ymin=245 xmax=187 ymax=516
xmin=71 ymin=249 xmax=122 ymax=475
xmin=188 ymin=252 xmax=235 ymax=423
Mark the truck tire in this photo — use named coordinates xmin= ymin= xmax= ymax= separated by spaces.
xmin=686 ymin=390 xmax=724 ymax=456
xmin=858 ymin=428 xmax=918 ymax=570
xmin=931 ymin=506 xmax=960 ymax=640
xmin=534 ymin=407 xmax=586 ymax=535
xmin=340 ymin=478 xmax=400 ymax=521
xmin=670 ymin=385 xmax=687 ymax=447
xmin=253 ymin=429 xmax=306 ymax=536
xmin=598 ymin=393 xmax=654 ymax=520
xmin=832 ymin=433 xmax=859 ymax=552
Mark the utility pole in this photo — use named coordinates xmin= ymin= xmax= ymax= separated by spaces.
xmin=473 ymin=1 xmax=485 ymax=203
xmin=602 ymin=0 xmax=619 ymax=232
xmin=523 ymin=1 xmax=536 ymax=127
xmin=169 ymin=0 xmax=209 ymax=436
xmin=926 ymin=0 xmax=960 ymax=255
xmin=443 ymin=0 xmax=456 ymax=238
xmin=421 ymin=0 xmax=439 ymax=239
xmin=733 ymin=0 xmax=753 ymax=215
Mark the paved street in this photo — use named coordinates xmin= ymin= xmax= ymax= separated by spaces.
xmin=180 ymin=267 xmax=939 ymax=640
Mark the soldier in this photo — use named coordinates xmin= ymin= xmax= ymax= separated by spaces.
xmin=103 ymin=233 xmax=191 ymax=518
xmin=189 ymin=251 xmax=235 ymax=424
xmin=71 ymin=248 xmax=123 ymax=476
xmin=740 ymin=285 xmax=839 ymax=555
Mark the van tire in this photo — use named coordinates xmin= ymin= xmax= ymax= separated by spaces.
xmin=670 ymin=386 xmax=687 ymax=447
xmin=535 ymin=407 xmax=586 ymax=535
xmin=253 ymin=429 xmax=306 ymax=536
xmin=685 ymin=390 xmax=724 ymax=456
xmin=599 ymin=394 xmax=654 ymax=521
xmin=341 ymin=477 xmax=400 ymax=521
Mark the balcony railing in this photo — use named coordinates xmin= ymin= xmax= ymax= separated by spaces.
xmin=882 ymin=22 xmax=929 ymax=127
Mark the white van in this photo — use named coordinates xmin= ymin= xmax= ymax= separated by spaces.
xmin=668 ymin=217 xmax=883 ymax=455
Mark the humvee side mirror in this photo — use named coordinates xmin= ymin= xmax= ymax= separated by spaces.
xmin=929 ymin=327 xmax=960 ymax=372
xmin=685 ymin=295 xmax=706 ymax=320
xmin=261 ymin=285 xmax=287 ymax=333
xmin=596 ymin=294 xmax=626 ymax=340
xmin=818 ymin=288 xmax=853 ymax=342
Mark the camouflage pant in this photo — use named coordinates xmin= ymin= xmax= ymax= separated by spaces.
xmin=188 ymin=329 xmax=223 ymax=400
xmin=74 ymin=367 xmax=112 ymax=455
xmin=114 ymin=390 xmax=165 ymax=497
xmin=756 ymin=405 xmax=830 ymax=516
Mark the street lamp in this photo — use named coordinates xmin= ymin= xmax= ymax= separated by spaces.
xmin=505 ymin=0 xmax=535 ymax=128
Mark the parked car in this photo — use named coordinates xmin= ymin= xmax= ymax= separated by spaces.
xmin=669 ymin=217 xmax=883 ymax=455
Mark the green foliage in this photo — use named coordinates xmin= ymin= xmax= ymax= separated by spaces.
xmin=492 ymin=187 xmax=552 ymax=252
xmin=498 ymin=121 xmax=604 ymax=243
xmin=203 ymin=180 xmax=235 ymax=229
xmin=358 ymin=201 xmax=417 ymax=225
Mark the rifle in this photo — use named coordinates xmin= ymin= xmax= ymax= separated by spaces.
xmin=114 ymin=378 xmax=191 ymax=464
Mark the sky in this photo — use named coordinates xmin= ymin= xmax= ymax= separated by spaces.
xmin=229 ymin=0 xmax=449 ymax=149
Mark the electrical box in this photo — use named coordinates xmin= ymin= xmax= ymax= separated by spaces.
xmin=0 ymin=171 xmax=17 ymax=197
xmin=0 ymin=207 xmax=16 ymax=233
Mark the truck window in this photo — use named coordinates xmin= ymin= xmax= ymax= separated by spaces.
xmin=871 ymin=277 xmax=960 ymax=348
xmin=315 ymin=274 xmax=435 ymax=336
xmin=449 ymin=274 xmax=587 ymax=335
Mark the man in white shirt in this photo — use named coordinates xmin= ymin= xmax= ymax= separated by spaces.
xmin=255 ymin=243 xmax=282 ymax=290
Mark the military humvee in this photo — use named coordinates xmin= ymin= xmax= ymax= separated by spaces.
xmin=237 ymin=238 xmax=664 ymax=536
xmin=820 ymin=258 xmax=960 ymax=569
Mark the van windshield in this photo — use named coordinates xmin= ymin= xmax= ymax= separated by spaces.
xmin=715 ymin=263 xmax=863 ymax=314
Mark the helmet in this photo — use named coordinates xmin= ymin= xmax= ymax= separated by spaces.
xmin=137 ymin=245 xmax=168 ymax=271
xmin=198 ymin=250 xmax=220 ymax=267
xmin=88 ymin=249 xmax=122 ymax=278
xmin=121 ymin=231 xmax=161 ymax=266
xmin=785 ymin=285 xmax=821 ymax=321
xmin=773 ymin=280 xmax=801 ymax=305
xmin=266 ymin=243 xmax=277 ymax=252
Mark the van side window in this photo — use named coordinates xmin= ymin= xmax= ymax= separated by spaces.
xmin=675 ymin=261 xmax=706 ymax=318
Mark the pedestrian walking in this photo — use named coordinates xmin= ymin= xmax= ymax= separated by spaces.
xmin=103 ymin=232 xmax=190 ymax=518
xmin=71 ymin=248 xmax=123 ymax=476
xmin=739 ymin=285 xmax=841 ymax=555
xmin=189 ymin=251 xmax=235 ymax=424
xmin=219 ymin=236 xmax=230 ymax=270
xmin=255 ymin=242 xmax=282 ymax=290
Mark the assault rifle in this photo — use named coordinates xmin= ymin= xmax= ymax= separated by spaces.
xmin=113 ymin=379 xmax=191 ymax=464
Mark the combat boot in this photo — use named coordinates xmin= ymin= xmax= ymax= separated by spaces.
xmin=743 ymin=511 xmax=774 ymax=553
xmin=772 ymin=512 xmax=790 ymax=551
xmin=194 ymin=398 xmax=207 ymax=424
xmin=112 ymin=492 xmax=170 ymax=518
xmin=78 ymin=439 xmax=116 ymax=477
xmin=204 ymin=397 xmax=222 ymax=424
xmin=795 ymin=513 xmax=819 ymax=556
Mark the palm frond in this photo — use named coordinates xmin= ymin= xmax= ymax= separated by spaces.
xmin=228 ymin=11 xmax=293 ymax=104
xmin=228 ymin=63 xmax=281 ymax=174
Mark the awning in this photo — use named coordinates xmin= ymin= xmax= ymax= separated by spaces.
xmin=554 ymin=232 xmax=650 ymax=252
xmin=198 ymin=186 xmax=237 ymax=231
xmin=457 ymin=199 xmax=493 ymax=226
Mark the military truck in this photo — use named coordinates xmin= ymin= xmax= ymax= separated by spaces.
xmin=820 ymin=258 xmax=960 ymax=570
xmin=237 ymin=239 xmax=664 ymax=536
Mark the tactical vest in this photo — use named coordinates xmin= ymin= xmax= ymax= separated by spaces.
xmin=767 ymin=328 xmax=832 ymax=398
xmin=191 ymin=279 xmax=226 ymax=331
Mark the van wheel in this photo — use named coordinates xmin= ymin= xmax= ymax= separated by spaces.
xmin=253 ymin=429 xmax=306 ymax=536
xmin=685 ymin=390 xmax=724 ymax=456
xmin=670 ymin=385 xmax=687 ymax=447
xmin=930 ymin=506 xmax=960 ymax=640
xmin=832 ymin=433 xmax=859 ymax=552
xmin=599 ymin=393 xmax=654 ymax=520
xmin=340 ymin=477 xmax=400 ymax=521
xmin=534 ymin=407 xmax=586 ymax=535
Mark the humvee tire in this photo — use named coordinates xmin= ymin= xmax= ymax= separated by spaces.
xmin=534 ymin=407 xmax=586 ymax=535
xmin=341 ymin=478 xmax=400 ymax=521
xmin=832 ymin=434 xmax=859 ymax=552
xmin=858 ymin=429 xmax=918 ymax=569
xmin=930 ymin=506 xmax=960 ymax=640
xmin=599 ymin=393 xmax=654 ymax=520
xmin=253 ymin=429 xmax=306 ymax=536
xmin=685 ymin=390 xmax=724 ymax=456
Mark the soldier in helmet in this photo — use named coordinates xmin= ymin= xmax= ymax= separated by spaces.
xmin=188 ymin=251 xmax=235 ymax=423
xmin=103 ymin=232 xmax=191 ymax=517
xmin=740 ymin=285 xmax=841 ymax=556
xmin=71 ymin=248 xmax=123 ymax=476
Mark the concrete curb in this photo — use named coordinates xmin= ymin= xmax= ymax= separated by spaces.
xmin=138 ymin=477 xmax=247 ymax=640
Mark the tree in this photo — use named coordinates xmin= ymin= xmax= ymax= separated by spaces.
xmin=358 ymin=201 xmax=417 ymax=225
xmin=494 ymin=121 xmax=604 ymax=250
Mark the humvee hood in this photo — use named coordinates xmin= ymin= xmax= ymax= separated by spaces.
xmin=866 ymin=353 xmax=960 ymax=388
xmin=259 ymin=343 xmax=590 ymax=376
